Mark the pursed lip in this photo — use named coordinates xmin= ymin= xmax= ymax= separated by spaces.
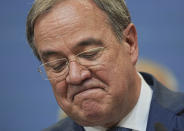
xmin=68 ymin=80 xmax=106 ymax=101
xmin=72 ymin=87 xmax=101 ymax=100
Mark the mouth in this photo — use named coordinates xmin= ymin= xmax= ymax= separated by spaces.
xmin=72 ymin=87 xmax=103 ymax=101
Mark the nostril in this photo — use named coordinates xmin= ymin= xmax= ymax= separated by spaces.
xmin=81 ymin=69 xmax=92 ymax=80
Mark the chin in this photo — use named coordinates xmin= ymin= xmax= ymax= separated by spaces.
xmin=76 ymin=115 xmax=106 ymax=127
xmin=76 ymin=113 xmax=115 ymax=128
xmin=75 ymin=105 xmax=111 ymax=126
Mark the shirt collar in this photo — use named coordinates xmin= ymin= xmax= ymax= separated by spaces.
xmin=84 ymin=73 xmax=153 ymax=131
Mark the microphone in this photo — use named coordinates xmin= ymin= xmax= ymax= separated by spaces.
xmin=154 ymin=122 xmax=167 ymax=131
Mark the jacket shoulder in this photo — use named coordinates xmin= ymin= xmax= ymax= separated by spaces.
xmin=141 ymin=72 xmax=184 ymax=115
xmin=141 ymin=72 xmax=184 ymax=130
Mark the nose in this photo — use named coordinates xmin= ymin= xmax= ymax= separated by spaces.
xmin=65 ymin=61 xmax=91 ymax=85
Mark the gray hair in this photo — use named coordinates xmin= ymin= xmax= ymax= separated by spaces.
xmin=26 ymin=0 xmax=131 ymax=60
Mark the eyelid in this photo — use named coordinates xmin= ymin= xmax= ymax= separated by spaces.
xmin=41 ymin=58 xmax=67 ymax=67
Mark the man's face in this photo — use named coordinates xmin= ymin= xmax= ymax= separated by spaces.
xmin=34 ymin=0 xmax=140 ymax=127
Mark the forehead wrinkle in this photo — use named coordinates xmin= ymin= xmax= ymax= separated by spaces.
xmin=53 ymin=6 xmax=81 ymax=37
xmin=36 ymin=3 xmax=86 ymax=43
xmin=34 ymin=11 xmax=61 ymax=44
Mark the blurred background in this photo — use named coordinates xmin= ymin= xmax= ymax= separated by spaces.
xmin=0 ymin=0 xmax=184 ymax=130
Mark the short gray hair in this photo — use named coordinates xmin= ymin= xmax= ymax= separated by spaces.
xmin=26 ymin=0 xmax=131 ymax=60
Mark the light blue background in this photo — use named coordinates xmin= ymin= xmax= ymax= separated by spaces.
xmin=1 ymin=0 xmax=184 ymax=130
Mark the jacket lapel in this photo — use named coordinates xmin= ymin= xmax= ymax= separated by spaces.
xmin=141 ymin=72 xmax=184 ymax=131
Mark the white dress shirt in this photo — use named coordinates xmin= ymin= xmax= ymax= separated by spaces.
xmin=84 ymin=73 xmax=153 ymax=131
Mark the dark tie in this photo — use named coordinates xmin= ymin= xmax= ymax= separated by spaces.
xmin=107 ymin=127 xmax=132 ymax=131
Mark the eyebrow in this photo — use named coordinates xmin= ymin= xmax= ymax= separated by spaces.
xmin=40 ymin=50 xmax=66 ymax=62
xmin=72 ymin=38 xmax=104 ymax=52
xmin=41 ymin=51 xmax=58 ymax=60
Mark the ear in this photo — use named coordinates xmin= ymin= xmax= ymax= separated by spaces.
xmin=123 ymin=23 xmax=138 ymax=66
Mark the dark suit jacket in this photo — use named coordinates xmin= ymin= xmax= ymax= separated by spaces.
xmin=43 ymin=72 xmax=184 ymax=131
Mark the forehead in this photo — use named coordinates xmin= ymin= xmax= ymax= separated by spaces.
xmin=34 ymin=0 xmax=108 ymax=41
xmin=34 ymin=0 xmax=112 ymax=59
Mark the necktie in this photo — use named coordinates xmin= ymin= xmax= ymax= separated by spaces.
xmin=107 ymin=127 xmax=132 ymax=131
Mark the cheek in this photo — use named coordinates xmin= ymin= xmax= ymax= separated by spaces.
xmin=98 ymin=59 xmax=130 ymax=94
xmin=51 ymin=80 xmax=73 ymax=111
xmin=50 ymin=80 xmax=67 ymax=98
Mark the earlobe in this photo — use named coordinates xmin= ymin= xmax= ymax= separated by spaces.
xmin=123 ymin=23 xmax=138 ymax=65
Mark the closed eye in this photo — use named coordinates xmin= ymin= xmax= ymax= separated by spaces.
xmin=52 ymin=63 xmax=66 ymax=72
xmin=45 ymin=59 xmax=68 ymax=73
xmin=77 ymin=47 xmax=104 ymax=60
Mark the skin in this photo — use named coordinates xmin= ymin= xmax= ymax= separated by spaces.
xmin=34 ymin=0 xmax=141 ymax=128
